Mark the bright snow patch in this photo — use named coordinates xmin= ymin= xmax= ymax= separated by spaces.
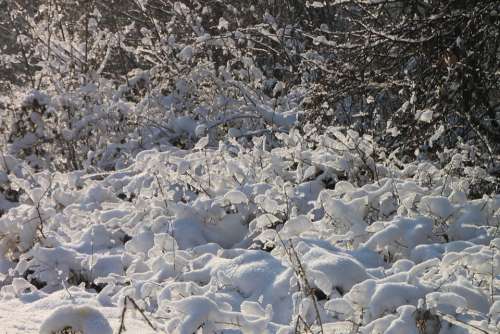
xmin=39 ymin=305 xmax=112 ymax=334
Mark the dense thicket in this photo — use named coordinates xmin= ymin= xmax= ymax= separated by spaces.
xmin=1 ymin=0 xmax=499 ymax=178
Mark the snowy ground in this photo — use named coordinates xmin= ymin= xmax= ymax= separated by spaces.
xmin=0 ymin=289 xmax=156 ymax=334
xmin=0 ymin=130 xmax=499 ymax=333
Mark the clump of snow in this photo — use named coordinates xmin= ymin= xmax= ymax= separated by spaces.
xmin=39 ymin=305 xmax=112 ymax=334
xmin=178 ymin=45 xmax=194 ymax=61
xmin=301 ymin=245 xmax=370 ymax=296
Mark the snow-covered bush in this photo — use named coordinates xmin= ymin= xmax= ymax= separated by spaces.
xmin=0 ymin=1 xmax=499 ymax=333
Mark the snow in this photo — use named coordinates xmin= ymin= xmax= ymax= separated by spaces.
xmin=224 ymin=190 xmax=249 ymax=205
xmin=367 ymin=282 xmax=427 ymax=321
xmin=0 ymin=128 xmax=499 ymax=333
xmin=39 ymin=305 xmax=113 ymax=334
xmin=418 ymin=195 xmax=455 ymax=219
xmin=426 ymin=292 xmax=467 ymax=315
xmin=0 ymin=282 xmax=156 ymax=332
xmin=301 ymin=245 xmax=370 ymax=295
xmin=1 ymin=0 xmax=499 ymax=331
xmin=178 ymin=46 xmax=194 ymax=61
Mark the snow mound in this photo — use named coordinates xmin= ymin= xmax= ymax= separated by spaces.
xmin=39 ymin=305 xmax=112 ymax=334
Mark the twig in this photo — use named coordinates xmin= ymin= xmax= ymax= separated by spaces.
xmin=118 ymin=296 xmax=157 ymax=334
xmin=275 ymin=230 xmax=324 ymax=334
xmin=184 ymin=171 xmax=211 ymax=198
xmin=155 ymin=173 xmax=176 ymax=272
xmin=437 ymin=312 xmax=493 ymax=334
